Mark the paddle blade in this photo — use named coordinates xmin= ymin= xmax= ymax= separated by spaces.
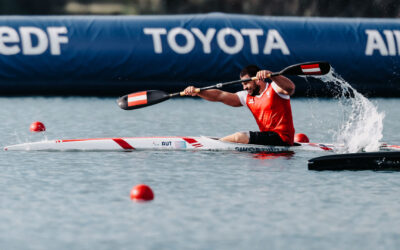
xmin=280 ymin=61 xmax=331 ymax=76
xmin=117 ymin=90 xmax=170 ymax=110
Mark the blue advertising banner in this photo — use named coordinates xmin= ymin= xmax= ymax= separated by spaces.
xmin=0 ymin=14 xmax=399 ymax=96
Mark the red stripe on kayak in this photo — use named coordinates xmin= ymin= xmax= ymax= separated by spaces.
xmin=63 ymin=138 xmax=135 ymax=150
xmin=320 ymin=145 xmax=333 ymax=151
xmin=113 ymin=138 xmax=135 ymax=150
xmin=62 ymin=138 xmax=109 ymax=142
xmin=182 ymin=137 xmax=203 ymax=148
xmin=308 ymin=143 xmax=333 ymax=151
xmin=182 ymin=137 xmax=197 ymax=144
xmin=382 ymin=144 xmax=400 ymax=149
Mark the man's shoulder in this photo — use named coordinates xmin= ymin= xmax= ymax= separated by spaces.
xmin=236 ymin=90 xmax=248 ymax=96
xmin=270 ymin=82 xmax=290 ymax=100
xmin=236 ymin=90 xmax=247 ymax=106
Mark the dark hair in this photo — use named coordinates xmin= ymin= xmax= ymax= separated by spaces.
xmin=240 ymin=65 xmax=260 ymax=78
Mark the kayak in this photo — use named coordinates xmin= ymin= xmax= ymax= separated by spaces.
xmin=4 ymin=136 xmax=337 ymax=152
xmin=4 ymin=136 xmax=399 ymax=152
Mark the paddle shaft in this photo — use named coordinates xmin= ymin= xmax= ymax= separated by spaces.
xmin=174 ymin=72 xmax=282 ymax=97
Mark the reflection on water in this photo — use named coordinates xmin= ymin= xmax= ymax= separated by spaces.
xmin=252 ymin=151 xmax=294 ymax=160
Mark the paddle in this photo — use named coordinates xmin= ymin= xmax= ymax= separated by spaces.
xmin=117 ymin=61 xmax=331 ymax=110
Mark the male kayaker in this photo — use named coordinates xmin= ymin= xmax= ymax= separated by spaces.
xmin=183 ymin=65 xmax=295 ymax=146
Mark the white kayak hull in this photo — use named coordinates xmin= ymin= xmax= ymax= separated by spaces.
xmin=4 ymin=136 xmax=337 ymax=152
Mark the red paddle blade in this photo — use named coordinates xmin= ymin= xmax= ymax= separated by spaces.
xmin=117 ymin=90 xmax=170 ymax=110
xmin=281 ymin=61 xmax=331 ymax=76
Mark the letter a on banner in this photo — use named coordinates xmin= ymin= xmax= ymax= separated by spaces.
xmin=365 ymin=30 xmax=389 ymax=56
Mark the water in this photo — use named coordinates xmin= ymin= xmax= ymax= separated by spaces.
xmin=1 ymin=96 xmax=400 ymax=250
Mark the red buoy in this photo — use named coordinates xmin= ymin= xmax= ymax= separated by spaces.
xmin=294 ymin=133 xmax=309 ymax=143
xmin=30 ymin=121 xmax=46 ymax=132
xmin=130 ymin=184 xmax=154 ymax=201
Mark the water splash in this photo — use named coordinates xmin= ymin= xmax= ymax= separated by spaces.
xmin=312 ymin=69 xmax=385 ymax=153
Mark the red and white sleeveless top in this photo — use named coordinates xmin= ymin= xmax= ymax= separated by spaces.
xmin=236 ymin=82 xmax=295 ymax=145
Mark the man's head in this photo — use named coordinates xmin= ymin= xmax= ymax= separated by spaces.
xmin=240 ymin=65 xmax=261 ymax=96
xmin=240 ymin=65 xmax=260 ymax=78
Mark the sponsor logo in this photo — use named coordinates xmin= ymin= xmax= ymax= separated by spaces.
xmin=234 ymin=146 xmax=286 ymax=152
xmin=0 ymin=26 xmax=68 ymax=55
xmin=365 ymin=29 xmax=400 ymax=56
xmin=144 ymin=27 xmax=290 ymax=55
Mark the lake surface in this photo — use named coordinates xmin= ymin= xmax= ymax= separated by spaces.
xmin=1 ymin=97 xmax=400 ymax=250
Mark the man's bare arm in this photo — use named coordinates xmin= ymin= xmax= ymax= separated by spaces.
xmin=256 ymin=70 xmax=295 ymax=96
xmin=183 ymin=87 xmax=242 ymax=107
